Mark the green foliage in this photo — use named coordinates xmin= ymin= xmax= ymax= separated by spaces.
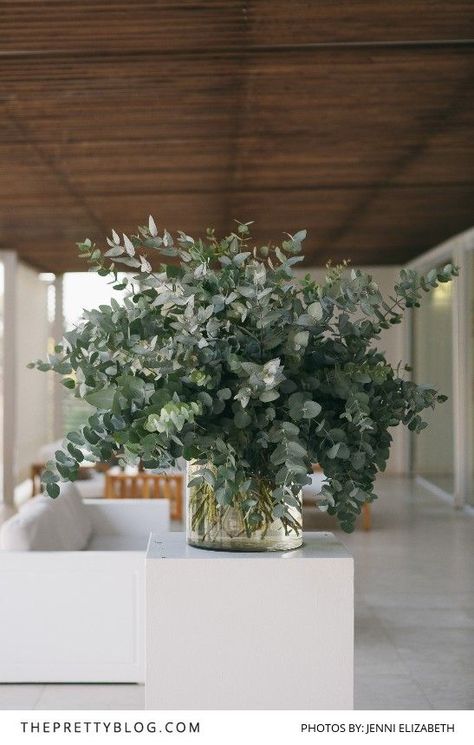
xmin=31 ymin=217 xmax=458 ymax=532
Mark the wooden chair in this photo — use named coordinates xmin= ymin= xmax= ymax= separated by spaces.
xmin=30 ymin=463 xmax=45 ymax=498
xmin=361 ymin=503 xmax=371 ymax=531
xmin=104 ymin=471 xmax=184 ymax=521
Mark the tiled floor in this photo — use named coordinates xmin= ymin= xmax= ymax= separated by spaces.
xmin=1 ymin=475 xmax=473 ymax=710
xmin=319 ymin=475 xmax=474 ymax=710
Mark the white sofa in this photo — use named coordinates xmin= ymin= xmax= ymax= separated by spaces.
xmin=0 ymin=485 xmax=169 ymax=683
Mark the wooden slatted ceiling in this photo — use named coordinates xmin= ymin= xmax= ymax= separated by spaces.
xmin=0 ymin=2 xmax=473 ymax=272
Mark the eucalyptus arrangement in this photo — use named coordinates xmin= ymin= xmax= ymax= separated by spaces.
xmin=31 ymin=218 xmax=457 ymax=550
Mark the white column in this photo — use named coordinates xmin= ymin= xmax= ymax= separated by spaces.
xmin=1 ymin=251 xmax=18 ymax=512
xmin=452 ymin=245 xmax=473 ymax=508
xmin=52 ymin=274 xmax=64 ymax=441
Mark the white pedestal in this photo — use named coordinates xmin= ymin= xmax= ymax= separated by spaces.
xmin=146 ymin=532 xmax=353 ymax=710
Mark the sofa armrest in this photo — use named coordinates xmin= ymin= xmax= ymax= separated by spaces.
xmin=84 ymin=498 xmax=170 ymax=537
xmin=0 ymin=549 xmax=145 ymax=682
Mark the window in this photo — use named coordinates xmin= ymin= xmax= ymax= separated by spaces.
xmin=60 ymin=272 xmax=129 ymax=435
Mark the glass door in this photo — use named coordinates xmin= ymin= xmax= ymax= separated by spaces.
xmin=412 ymin=265 xmax=455 ymax=496
xmin=468 ymin=251 xmax=474 ymax=506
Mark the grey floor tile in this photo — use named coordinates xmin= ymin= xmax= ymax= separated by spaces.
xmin=355 ymin=674 xmax=432 ymax=710
xmin=421 ymin=676 xmax=474 ymax=710
xmin=363 ymin=592 xmax=474 ymax=611
xmin=373 ymin=607 xmax=474 ymax=630
xmin=0 ymin=684 xmax=44 ymax=710
xmin=34 ymin=684 xmax=145 ymax=710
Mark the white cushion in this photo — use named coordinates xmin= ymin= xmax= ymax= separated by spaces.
xmin=1 ymin=497 xmax=57 ymax=551
xmin=54 ymin=482 xmax=93 ymax=549
xmin=0 ymin=483 xmax=92 ymax=551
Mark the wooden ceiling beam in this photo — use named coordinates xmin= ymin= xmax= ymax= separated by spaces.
xmin=1 ymin=1 xmax=473 ymax=56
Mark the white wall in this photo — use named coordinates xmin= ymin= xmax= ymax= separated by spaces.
xmin=15 ymin=263 xmax=50 ymax=483
xmin=295 ymin=265 xmax=407 ymax=474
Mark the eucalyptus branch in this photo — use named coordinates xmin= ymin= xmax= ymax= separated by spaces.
xmin=31 ymin=218 xmax=457 ymax=532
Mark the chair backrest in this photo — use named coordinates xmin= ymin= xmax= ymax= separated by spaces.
xmin=84 ymin=498 xmax=170 ymax=537
xmin=104 ymin=472 xmax=183 ymax=520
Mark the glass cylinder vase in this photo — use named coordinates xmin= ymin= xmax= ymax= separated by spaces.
xmin=186 ymin=462 xmax=303 ymax=552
